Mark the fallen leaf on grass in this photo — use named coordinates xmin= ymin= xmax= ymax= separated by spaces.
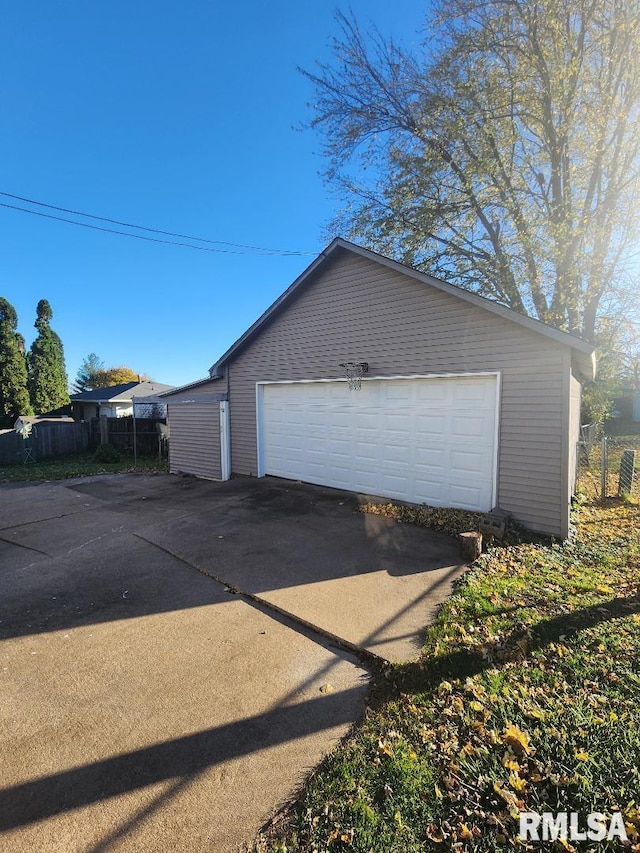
xmin=493 ymin=781 xmax=521 ymax=811
xmin=458 ymin=823 xmax=474 ymax=841
xmin=426 ymin=824 xmax=447 ymax=843
xmin=502 ymin=723 xmax=532 ymax=755
xmin=508 ymin=771 xmax=527 ymax=791
xmin=377 ymin=738 xmax=393 ymax=757
xmin=502 ymin=754 xmax=521 ymax=772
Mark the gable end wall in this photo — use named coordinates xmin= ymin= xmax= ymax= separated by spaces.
xmin=225 ymin=251 xmax=570 ymax=536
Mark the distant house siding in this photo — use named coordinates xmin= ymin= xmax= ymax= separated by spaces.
xmin=113 ymin=404 xmax=133 ymax=418
xmin=167 ymin=401 xmax=222 ymax=480
xmin=77 ymin=403 xmax=99 ymax=421
xmin=227 ymin=251 xmax=570 ymax=536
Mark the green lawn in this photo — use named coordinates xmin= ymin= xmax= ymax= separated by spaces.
xmin=257 ymin=493 xmax=640 ymax=852
xmin=0 ymin=452 xmax=167 ymax=483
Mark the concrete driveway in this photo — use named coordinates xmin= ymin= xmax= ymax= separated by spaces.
xmin=0 ymin=474 xmax=465 ymax=852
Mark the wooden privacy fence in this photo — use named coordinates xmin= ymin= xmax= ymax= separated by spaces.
xmin=0 ymin=421 xmax=90 ymax=465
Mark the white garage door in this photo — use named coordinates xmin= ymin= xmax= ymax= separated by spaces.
xmin=259 ymin=375 xmax=498 ymax=512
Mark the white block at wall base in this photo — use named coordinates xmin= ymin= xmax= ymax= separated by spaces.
xmin=220 ymin=401 xmax=231 ymax=480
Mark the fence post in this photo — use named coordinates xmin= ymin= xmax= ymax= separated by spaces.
xmin=133 ymin=409 xmax=137 ymax=466
xmin=99 ymin=416 xmax=109 ymax=446
xmin=600 ymin=436 xmax=608 ymax=499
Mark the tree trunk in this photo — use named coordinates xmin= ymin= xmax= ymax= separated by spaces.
xmin=459 ymin=531 xmax=483 ymax=561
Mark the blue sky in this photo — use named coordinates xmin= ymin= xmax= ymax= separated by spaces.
xmin=1 ymin=2 xmax=427 ymax=389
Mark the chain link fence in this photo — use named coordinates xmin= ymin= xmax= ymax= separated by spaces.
xmin=577 ymin=425 xmax=639 ymax=500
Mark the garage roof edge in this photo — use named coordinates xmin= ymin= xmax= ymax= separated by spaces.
xmin=208 ymin=238 xmax=596 ymax=380
xmin=159 ymin=377 xmax=217 ymax=397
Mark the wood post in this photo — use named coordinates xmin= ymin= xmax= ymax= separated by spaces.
xmin=459 ymin=531 xmax=483 ymax=562
xmin=99 ymin=416 xmax=109 ymax=446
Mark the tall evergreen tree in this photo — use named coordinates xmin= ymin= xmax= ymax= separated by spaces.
xmin=27 ymin=299 xmax=69 ymax=413
xmin=74 ymin=352 xmax=104 ymax=393
xmin=0 ymin=297 xmax=32 ymax=427
xmin=74 ymin=354 xmax=149 ymax=391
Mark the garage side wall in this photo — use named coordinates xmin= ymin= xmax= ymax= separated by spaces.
xmin=568 ymin=373 xmax=582 ymax=497
xmin=227 ymin=251 xmax=570 ymax=536
xmin=167 ymin=401 xmax=222 ymax=480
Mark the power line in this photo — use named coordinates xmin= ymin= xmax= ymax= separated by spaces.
xmin=0 ymin=190 xmax=316 ymax=256
xmin=0 ymin=202 xmax=268 ymax=254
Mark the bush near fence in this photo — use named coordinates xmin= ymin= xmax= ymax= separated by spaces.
xmin=0 ymin=421 xmax=90 ymax=466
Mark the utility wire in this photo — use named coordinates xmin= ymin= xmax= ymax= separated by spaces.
xmin=0 ymin=190 xmax=315 ymax=256
xmin=0 ymin=202 xmax=292 ymax=255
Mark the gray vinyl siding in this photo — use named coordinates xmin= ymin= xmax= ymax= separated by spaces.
xmin=227 ymin=250 xmax=571 ymax=536
xmin=168 ymin=401 xmax=222 ymax=480
xmin=568 ymin=373 xmax=582 ymax=497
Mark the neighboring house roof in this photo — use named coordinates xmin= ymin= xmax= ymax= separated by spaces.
xmin=14 ymin=416 xmax=75 ymax=427
xmin=70 ymin=381 xmax=175 ymax=404
xmin=207 ymin=238 xmax=597 ymax=381
xmin=70 ymin=382 xmax=137 ymax=402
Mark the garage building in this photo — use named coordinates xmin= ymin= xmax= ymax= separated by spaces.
xmin=161 ymin=239 xmax=596 ymax=538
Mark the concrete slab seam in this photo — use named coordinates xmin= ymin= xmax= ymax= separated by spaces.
xmin=131 ymin=531 xmax=385 ymax=672
xmin=0 ymin=534 xmax=50 ymax=556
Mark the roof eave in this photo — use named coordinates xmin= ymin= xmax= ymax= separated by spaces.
xmin=159 ymin=376 xmax=218 ymax=397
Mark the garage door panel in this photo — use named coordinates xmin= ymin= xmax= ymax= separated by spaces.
xmin=285 ymin=407 xmax=303 ymax=421
xmin=381 ymin=476 xmax=412 ymax=497
xmin=353 ymin=470 xmax=379 ymax=490
xmin=415 ymin=446 xmax=447 ymax=467
xmin=384 ymin=383 xmax=413 ymax=401
xmin=327 ymin=468 xmax=351 ymax=487
xmin=354 ymin=437 xmax=378 ymax=451
xmin=415 ymin=383 xmax=448 ymax=403
xmin=306 ymin=461 xmax=328 ymax=479
xmin=413 ymin=479 xmax=444 ymax=503
xmin=382 ymin=418 xmax=412 ymax=437
xmin=356 ymin=413 xmax=379 ymax=430
xmin=380 ymin=445 xmax=411 ymax=465
xmin=415 ymin=414 xmax=448 ymax=436
xmin=452 ymin=381 xmax=490 ymax=402
xmin=451 ymin=415 xmax=490 ymax=438
xmin=450 ymin=449 xmax=488 ymax=474
xmin=285 ymin=437 xmax=307 ymax=453
xmin=261 ymin=376 xmax=497 ymax=512
xmin=450 ymin=483 xmax=484 ymax=510
xmin=306 ymin=434 xmax=327 ymax=450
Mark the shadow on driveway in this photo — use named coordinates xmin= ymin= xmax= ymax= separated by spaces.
xmin=0 ymin=473 xmax=466 ymax=851
xmin=2 ymin=474 xmax=466 ymax=661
